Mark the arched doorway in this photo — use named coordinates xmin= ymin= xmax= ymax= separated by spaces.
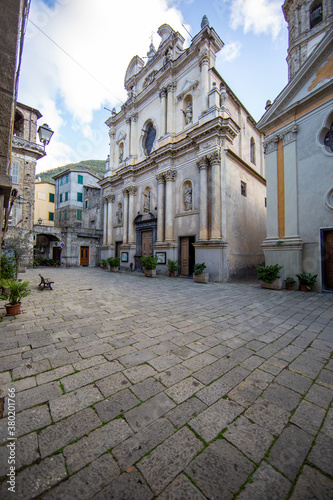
xmin=34 ymin=233 xmax=61 ymax=263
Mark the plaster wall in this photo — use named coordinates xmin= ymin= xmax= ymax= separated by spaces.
xmin=226 ymin=156 xmax=266 ymax=278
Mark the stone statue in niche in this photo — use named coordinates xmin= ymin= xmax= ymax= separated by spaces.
xmin=143 ymin=189 xmax=150 ymax=213
xmin=119 ymin=145 xmax=123 ymax=163
xmin=184 ymin=183 xmax=192 ymax=211
xmin=182 ymin=102 xmax=193 ymax=125
xmin=116 ymin=204 xmax=123 ymax=224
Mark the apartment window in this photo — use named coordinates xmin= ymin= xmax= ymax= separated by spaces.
xmin=241 ymin=181 xmax=247 ymax=197
xmin=64 ymin=209 xmax=67 ymax=220
xmin=48 ymin=212 xmax=54 ymax=221
xmin=59 ymin=211 xmax=62 ymax=221
xmin=59 ymin=193 xmax=63 ymax=203
xmin=65 ymin=174 xmax=69 ymax=183
xmin=49 ymin=193 xmax=54 ymax=203
xmin=60 ymin=177 xmax=63 ymax=186
xmin=65 ymin=192 xmax=68 ymax=201
xmin=78 ymin=174 xmax=83 ymax=184
xmin=11 ymin=162 xmax=19 ymax=184
xmin=265 ymin=197 xmax=267 ymax=207
xmin=310 ymin=2 xmax=322 ymax=29
xmin=77 ymin=192 xmax=83 ymax=202
xmin=77 ymin=209 xmax=82 ymax=220
xmin=85 ymin=200 xmax=88 ymax=209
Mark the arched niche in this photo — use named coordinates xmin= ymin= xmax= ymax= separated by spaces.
xmin=182 ymin=95 xmax=193 ymax=127
xmin=182 ymin=180 xmax=193 ymax=212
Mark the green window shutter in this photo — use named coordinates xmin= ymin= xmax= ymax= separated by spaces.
xmin=77 ymin=192 xmax=83 ymax=202
xmin=48 ymin=212 xmax=54 ymax=221
xmin=77 ymin=209 xmax=82 ymax=220
xmin=78 ymin=174 xmax=83 ymax=184
xmin=59 ymin=193 xmax=62 ymax=203
xmin=49 ymin=193 xmax=55 ymax=203
xmin=59 ymin=211 xmax=62 ymax=221
xmin=64 ymin=210 xmax=67 ymax=220
xmin=65 ymin=192 xmax=68 ymax=201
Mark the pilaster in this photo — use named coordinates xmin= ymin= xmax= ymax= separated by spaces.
xmin=197 ymin=156 xmax=209 ymax=241
xmin=156 ymin=173 xmax=165 ymax=242
xmin=164 ymin=169 xmax=177 ymax=242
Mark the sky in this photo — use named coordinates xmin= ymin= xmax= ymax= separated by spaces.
xmin=18 ymin=0 xmax=289 ymax=174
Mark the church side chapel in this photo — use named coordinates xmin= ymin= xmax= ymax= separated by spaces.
xmin=99 ymin=16 xmax=267 ymax=281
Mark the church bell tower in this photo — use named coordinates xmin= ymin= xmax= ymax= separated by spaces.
xmin=282 ymin=0 xmax=333 ymax=80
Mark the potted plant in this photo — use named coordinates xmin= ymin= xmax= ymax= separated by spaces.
xmin=0 ymin=279 xmax=31 ymax=315
xmin=101 ymin=259 xmax=107 ymax=270
xmin=296 ymin=272 xmax=317 ymax=291
xmin=167 ymin=259 xmax=179 ymax=277
xmin=107 ymin=257 xmax=120 ymax=272
xmin=285 ymin=277 xmax=296 ymax=290
xmin=141 ymin=255 xmax=158 ymax=277
xmin=257 ymin=264 xmax=283 ymax=289
xmin=193 ymin=263 xmax=209 ymax=283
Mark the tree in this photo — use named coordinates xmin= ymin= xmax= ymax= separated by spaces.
xmin=2 ymin=232 xmax=31 ymax=277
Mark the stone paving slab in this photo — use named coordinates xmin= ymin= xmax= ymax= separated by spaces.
xmin=0 ymin=267 xmax=332 ymax=498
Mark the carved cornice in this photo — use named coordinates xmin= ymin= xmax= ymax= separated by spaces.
xmin=197 ymin=156 xmax=209 ymax=170
xmin=208 ymin=150 xmax=221 ymax=165
xmin=164 ymin=169 xmax=177 ymax=182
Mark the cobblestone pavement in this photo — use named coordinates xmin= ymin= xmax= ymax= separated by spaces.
xmin=0 ymin=267 xmax=332 ymax=499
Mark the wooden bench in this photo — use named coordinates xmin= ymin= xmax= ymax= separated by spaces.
xmin=38 ymin=274 xmax=54 ymax=290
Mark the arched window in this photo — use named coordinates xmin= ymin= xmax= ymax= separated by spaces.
xmin=13 ymin=111 xmax=24 ymax=137
xmin=250 ymin=137 xmax=256 ymax=164
xmin=324 ymin=121 xmax=333 ymax=152
xmin=310 ymin=1 xmax=323 ymax=29
xmin=143 ymin=122 xmax=156 ymax=155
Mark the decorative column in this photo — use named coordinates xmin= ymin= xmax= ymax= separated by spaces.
xmin=122 ymin=188 xmax=129 ymax=244
xmin=160 ymin=88 xmax=167 ymax=136
xmin=156 ymin=173 xmax=165 ymax=242
xmin=128 ymin=186 xmax=137 ymax=244
xmin=208 ymin=150 xmax=222 ymax=240
xmin=199 ymin=51 xmax=209 ymax=113
xmin=103 ymin=197 xmax=108 ymax=245
xmin=164 ymin=169 xmax=177 ymax=242
xmin=131 ymin=113 xmax=138 ymax=157
xmin=167 ymin=82 xmax=176 ymax=134
xmin=126 ymin=118 xmax=131 ymax=157
xmin=107 ymin=195 xmax=115 ymax=245
xmin=197 ymin=156 xmax=209 ymax=240
xmin=282 ymin=126 xmax=298 ymax=238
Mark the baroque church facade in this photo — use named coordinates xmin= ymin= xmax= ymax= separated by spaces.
xmin=258 ymin=0 xmax=333 ymax=291
xmin=100 ymin=17 xmax=267 ymax=281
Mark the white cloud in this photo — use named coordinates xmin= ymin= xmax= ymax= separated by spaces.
xmin=19 ymin=0 xmax=188 ymax=171
xmin=221 ymin=41 xmax=242 ymax=62
xmin=226 ymin=0 xmax=284 ymax=39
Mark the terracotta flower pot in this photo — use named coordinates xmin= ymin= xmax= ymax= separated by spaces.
xmin=5 ymin=303 xmax=21 ymax=315
xmin=299 ymin=284 xmax=309 ymax=292
xmin=193 ymin=273 xmax=209 ymax=284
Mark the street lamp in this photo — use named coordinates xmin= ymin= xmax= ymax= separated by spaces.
xmin=37 ymin=123 xmax=54 ymax=151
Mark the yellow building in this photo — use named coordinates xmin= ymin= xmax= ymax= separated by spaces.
xmin=34 ymin=181 xmax=55 ymax=227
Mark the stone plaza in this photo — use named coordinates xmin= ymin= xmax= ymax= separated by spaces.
xmin=0 ymin=267 xmax=332 ymax=499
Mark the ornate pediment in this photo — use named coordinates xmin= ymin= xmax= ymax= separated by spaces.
xmin=177 ymin=79 xmax=199 ymax=101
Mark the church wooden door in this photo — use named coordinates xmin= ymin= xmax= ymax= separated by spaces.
xmin=180 ymin=237 xmax=189 ymax=275
xmin=324 ymin=231 xmax=333 ymax=290
xmin=142 ymin=231 xmax=153 ymax=256
xmin=80 ymin=246 xmax=89 ymax=266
